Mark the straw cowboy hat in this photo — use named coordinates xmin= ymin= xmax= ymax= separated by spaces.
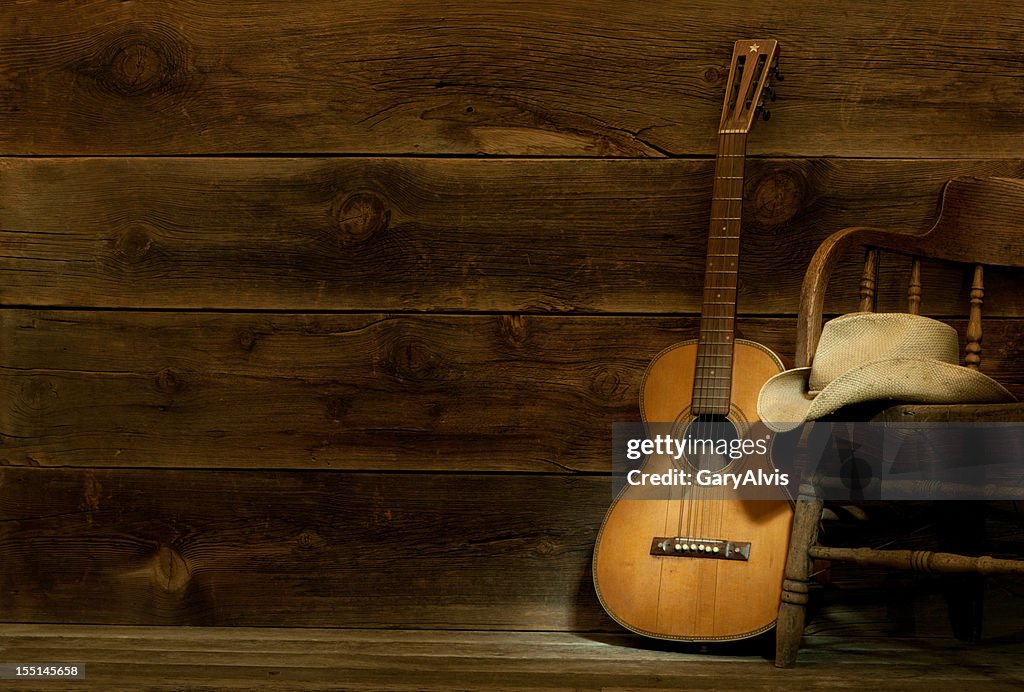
xmin=757 ymin=312 xmax=1015 ymax=432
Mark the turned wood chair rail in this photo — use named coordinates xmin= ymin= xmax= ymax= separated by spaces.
xmin=776 ymin=176 xmax=1024 ymax=668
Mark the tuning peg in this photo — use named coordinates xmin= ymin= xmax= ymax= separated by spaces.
xmin=762 ymin=108 xmax=771 ymax=121
xmin=764 ymin=85 xmax=777 ymax=102
xmin=770 ymin=57 xmax=784 ymax=82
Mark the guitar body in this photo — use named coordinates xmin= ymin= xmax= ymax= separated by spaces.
xmin=593 ymin=339 xmax=793 ymax=641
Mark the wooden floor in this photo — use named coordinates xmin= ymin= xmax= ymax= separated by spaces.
xmin=2 ymin=624 xmax=1022 ymax=691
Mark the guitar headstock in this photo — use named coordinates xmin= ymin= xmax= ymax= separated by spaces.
xmin=719 ymin=39 xmax=781 ymax=133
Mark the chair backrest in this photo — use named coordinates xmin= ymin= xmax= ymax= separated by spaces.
xmin=795 ymin=177 xmax=1024 ymax=368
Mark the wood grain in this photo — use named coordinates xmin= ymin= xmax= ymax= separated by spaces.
xmin=0 ymin=467 xmax=612 ymax=629
xmin=2 ymin=1 xmax=1024 ymax=157
xmin=3 ymin=158 xmax=1024 ymax=313
xmin=3 ymin=626 xmax=1024 ymax=691
xmin=4 ymin=312 xmax=1022 ymax=472
xmin=0 ymin=312 xmax=788 ymax=471
xmin=2 ymin=467 xmax=1023 ymax=641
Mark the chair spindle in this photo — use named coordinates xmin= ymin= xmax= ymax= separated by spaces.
xmin=859 ymin=248 xmax=879 ymax=312
xmin=907 ymin=257 xmax=922 ymax=314
xmin=965 ymin=264 xmax=984 ymax=370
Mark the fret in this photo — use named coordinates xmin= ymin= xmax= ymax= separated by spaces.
xmin=693 ymin=130 xmax=747 ymax=408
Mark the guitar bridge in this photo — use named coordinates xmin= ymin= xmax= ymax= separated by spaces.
xmin=650 ymin=537 xmax=750 ymax=561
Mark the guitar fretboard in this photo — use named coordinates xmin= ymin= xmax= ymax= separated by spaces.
xmin=692 ymin=131 xmax=747 ymax=415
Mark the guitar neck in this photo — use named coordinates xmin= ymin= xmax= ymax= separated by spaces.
xmin=692 ymin=131 xmax=748 ymax=415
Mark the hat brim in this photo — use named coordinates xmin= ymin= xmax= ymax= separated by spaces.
xmin=757 ymin=367 xmax=814 ymax=433
xmin=758 ymin=358 xmax=1015 ymax=433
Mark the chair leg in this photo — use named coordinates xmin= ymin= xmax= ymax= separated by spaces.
xmin=775 ymin=490 xmax=823 ymax=668
xmin=938 ymin=502 xmax=986 ymax=642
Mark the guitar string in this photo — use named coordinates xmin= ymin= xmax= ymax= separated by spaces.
xmin=706 ymin=131 xmax=731 ymax=545
xmin=717 ymin=132 xmax=738 ymax=543
xmin=701 ymin=132 xmax=744 ymax=546
xmin=692 ymin=132 xmax=717 ymax=545
xmin=676 ymin=130 xmax=746 ymax=555
xmin=690 ymin=131 xmax=716 ymax=545
xmin=720 ymin=132 xmax=743 ymax=543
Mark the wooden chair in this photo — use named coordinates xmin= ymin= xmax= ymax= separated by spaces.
xmin=774 ymin=176 xmax=1024 ymax=667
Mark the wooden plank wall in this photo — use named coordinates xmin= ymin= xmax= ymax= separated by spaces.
xmin=2 ymin=1 xmax=1024 ymax=631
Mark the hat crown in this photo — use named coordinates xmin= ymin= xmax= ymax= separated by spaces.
xmin=807 ymin=313 xmax=960 ymax=392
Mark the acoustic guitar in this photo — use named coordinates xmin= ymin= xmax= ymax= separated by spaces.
xmin=592 ymin=39 xmax=793 ymax=642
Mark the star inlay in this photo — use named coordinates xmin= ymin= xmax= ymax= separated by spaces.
xmin=749 ymin=43 xmax=760 ymax=52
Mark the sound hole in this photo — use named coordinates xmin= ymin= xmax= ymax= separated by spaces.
xmin=681 ymin=414 xmax=739 ymax=473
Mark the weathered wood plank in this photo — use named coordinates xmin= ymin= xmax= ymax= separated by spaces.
xmin=2 ymin=626 xmax=1024 ymax=691
xmin=0 ymin=468 xmax=613 ymax=629
xmin=4 ymin=312 xmax=1022 ymax=472
xmin=0 ymin=312 xmax=777 ymax=471
xmin=2 ymin=158 xmax=1024 ymax=313
xmin=2 ymin=1 xmax=1024 ymax=157
xmin=3 ymin=468 xmax=1023 ymax=642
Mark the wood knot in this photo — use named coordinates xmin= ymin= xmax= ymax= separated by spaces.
xmin=499 ymin=315 xmax=528 ymax=347
xmin=533 ymin=538 xmax=559 ymax=556
xmin=114 ymin=225 xmax=153 ymax=262
xmin=588 ymin=364 xmax=633 ymax=404
xmin=237 ymin=328 xmax=259 ymax=352
xmin=750 ymin=169 xmax=805 ymax=226
xmin=296 ymin=529 xmax=323 ymax=551
xmin=21 ymin=379 xmax=59 ymax=411
xmin=84 ymin=26 xmax=196 ymax=99
xmin=155 ymin=367 xmax=184 ymax=393
xmin=702 ymin=66 xmax=723 ymax=84
xmin=151 ymin=546 xmax=191 ymax=593
xmin=383 ymin=339 xmax=446 ymax=381
xmin=332 ymin=191 xmax=390 ymax=243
